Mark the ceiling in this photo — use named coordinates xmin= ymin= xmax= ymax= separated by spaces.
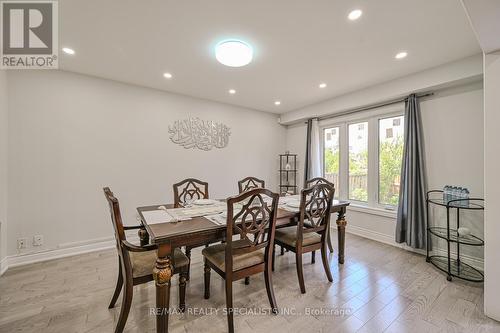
xmin=462 ymin=0 xmax=500 ymax=54
xmin=59 ymin=0 xmax=480 ymax=114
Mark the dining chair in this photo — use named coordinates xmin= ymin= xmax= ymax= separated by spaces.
xmin=305 ymin=177 xmax=336 ymax=260
xmin=237 ymin=176 xmax=265 ymax=193
xmin=237 ymin=176 xmax=266 ymax=285
xmin=104 ymin=187 xmax=189 ymax=333
xmin=305 ymin=177 xmax=334 ymax=189
xmin=173 ymin=178 xmax=210 ymax=280
xmin=273 ymin=183 xmax=335 ymax=294
xmin=202 ymin=188 xmax=280 ymax=333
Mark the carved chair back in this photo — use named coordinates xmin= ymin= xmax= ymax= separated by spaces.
xmin=225 ymin=188 xmax=279 ymax=271
xmin=103 ymin=187 xmax=132 ymax=273
xmin=173 ymin=178 xmax=209 ymax=208
xmin=305 ymin=177 xmax=335 ymax=189
xmin=297 ymin=183 xmax=335 ymax=240
xmin=238 ymin=176 xmax=265 ymax=193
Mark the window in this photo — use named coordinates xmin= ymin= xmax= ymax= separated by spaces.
xmin=323 ymin=127 xmax=340 ymax=198
xmin=321 ymin=111 xmax=405 ymax=209
xmin=348 ymin=122 xmax=368 ymax=202
xmin=379 ymin=116 xmax=404 ymax=206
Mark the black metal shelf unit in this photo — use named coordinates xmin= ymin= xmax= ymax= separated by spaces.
xmin=279 ymin=153 xmax=297 ymax=195
xmin=426 ymin=190 xmax=484 ymax=282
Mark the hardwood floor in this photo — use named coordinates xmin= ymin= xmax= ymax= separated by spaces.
xmin=0 ymin=231 xmax=498 ymax=333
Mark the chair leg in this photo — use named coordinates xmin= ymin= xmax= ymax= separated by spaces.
xmin=203 ymin=258 xmax=211 ymax=299
xmin=225 ymin=278 xmax=234 ymax=333
xmin=264 ymin=259 xmax=278 ymax=314
xmin=295 ymin=252 xmax=306 ymax=294
xmin=311 ymin=251 xmax=316 ymax=264
xmin=185 ymin=246 xmax=192 ymax=281
xmin=327 ymin=225 xmax=334 ymax=253
xmin=280 ymin=246 xmax=285 ymax=256
xmin=114 ymin=279 xmax=133 ymax=333
xmin=179 ymin=271 xmax=187 ymax=312
xmin=321 ymin=241 xmax=333 ymax=282
xmin=272 ymin=244 xmax=276 ymax=272
xmin=244 ymin=277 xmax=250 ymax=285
xmin=108 ymin=259 xmax=123 ymax=309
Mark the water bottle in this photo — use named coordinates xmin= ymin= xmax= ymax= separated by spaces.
xmin=463 ymin=188 xmax=470 ymax=207
xmin=451 ymin=186 xmax=458 ymax=206
xmin=443 ymin=185 xmax=449 ymax=203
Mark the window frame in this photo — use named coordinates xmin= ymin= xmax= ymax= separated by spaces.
xmin=319 ymin=105 xmax=404 ymax=210
xmin=322 ymin=125 xmax=341 ymax=199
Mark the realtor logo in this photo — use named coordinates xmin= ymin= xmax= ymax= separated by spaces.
xmin=1 ymin=1 xmax=58 ymax=69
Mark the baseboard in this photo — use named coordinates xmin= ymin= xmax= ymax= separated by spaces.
xmin=2 ymin=235 xmax=139 ymax=273
xmin=346 ymin=224 xmax=398 ymax=247
xmin=0 ymin=257 xmax=8 ymax=276
xmin=345 ymin=224 xmax=484 ymax=271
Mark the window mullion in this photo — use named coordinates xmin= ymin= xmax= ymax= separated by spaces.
xmin=367 ymin=118 xmax=379 ymax=207
xmin=340 ymin=123 xmax=349 ymax=200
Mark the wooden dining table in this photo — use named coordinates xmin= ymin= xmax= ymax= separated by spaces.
xmin=137 ymin=199 xmax=350 ymax=333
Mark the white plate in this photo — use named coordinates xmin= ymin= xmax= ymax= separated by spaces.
xmin=193 ymin=199 xmax=218 ymax=206
xmin=286 ymin=201 xmax=300 ymax=208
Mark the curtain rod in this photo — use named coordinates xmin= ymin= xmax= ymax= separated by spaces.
xmin=310 ymin=92 xmax=434 ymax=122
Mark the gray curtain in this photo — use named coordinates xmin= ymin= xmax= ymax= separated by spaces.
xmin=396 ymin=94 xmax=427 ymax=249
xmin=304 ymin=118 xmax=321 ymax=184
xmin=304 ymin=119 xmax=312 ymax=184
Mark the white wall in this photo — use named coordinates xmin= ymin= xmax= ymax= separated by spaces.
xmin=6 ymin=70 xmax=286 ymax=257
xmin=484 ymin=51 xmax=500 ymax=321
xmin=0 ymin=70 xmax=8 ymax=272
xmin=281 ymin=55 xmax=483 ymax=124
xmin=286 ymin=81 xmax=484 ymax=265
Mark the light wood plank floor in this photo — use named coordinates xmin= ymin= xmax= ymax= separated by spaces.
xmin=1 ymin=232 xmax=498 ymax=333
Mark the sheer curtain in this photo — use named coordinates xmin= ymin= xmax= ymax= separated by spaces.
xmin=396 ymin=94 xmax=427 ymax=249
xmin=305 ymin=118 xmax=322 ymax=183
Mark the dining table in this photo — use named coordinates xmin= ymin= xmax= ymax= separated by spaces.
xmin=136 ymin=196 xmax=350 ymax=333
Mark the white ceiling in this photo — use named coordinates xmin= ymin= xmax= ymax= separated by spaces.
xmin=59 ymin=0 xmax=480 ymax=113
xmin=462 ymin=0 xmax=500 ymax=54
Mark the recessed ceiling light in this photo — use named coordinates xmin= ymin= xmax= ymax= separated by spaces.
xmin=274 ymin=101 xmax=281 ymax=106
xmin=348 ymin=9 xmax=362 ymax=21
xmin=228 ymin=89 xmax=236 ymax=94
xmin=215 ymin=40 xmax=253 ymax=67
xmin=163 ymin=72 xmax=173 ymax=79
xmin=319 ymin=83 xmax=327 ymax=88
xmin=62 ymin=47 xmax=75 ymax=55
xmin=395 ymin=51 xmax=408 ymax=59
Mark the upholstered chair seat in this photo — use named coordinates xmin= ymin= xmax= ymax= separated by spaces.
xmin=202 ymin=239 xmax=265 ymax=272
xmin=130 ymin=248 xmax=189 ymax=278
xmin=274 ymin=226 xmax=321 ymax=248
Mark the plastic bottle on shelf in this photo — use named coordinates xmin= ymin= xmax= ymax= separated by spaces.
xmin=462 ymin=188 xmax=470 ymax=207
xmin=443 ymin=185 xmax=449 ymax=203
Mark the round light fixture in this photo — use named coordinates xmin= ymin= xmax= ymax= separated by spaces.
xmin=228 ymin=89 xmax=236 ymax=94
xmin=348 ymin=9 xmax=362 ymax=21
xmin=215 ymin=40 xmax=253 ymax=67
xmin=319 ymin=83 xmax=327 ymax=88
xmin=163 ymin=72 xmax=173 ymax=79
xmin=395 ymin=51 xmax=408 ymax=59
xmin=62 ymin=47 xmax=75 ymax=55
xmin=274 ymin=101 xmax=281 ymax=106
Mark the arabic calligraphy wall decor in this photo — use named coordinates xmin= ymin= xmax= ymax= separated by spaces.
xmin=168 ymin=116 xmax=231 ymax=151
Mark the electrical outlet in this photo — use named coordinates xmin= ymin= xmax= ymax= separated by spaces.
xmin=33 ymin=235 xmax=43 ymax=246
xmin=17 ymin=238 xmax=27 ymax=249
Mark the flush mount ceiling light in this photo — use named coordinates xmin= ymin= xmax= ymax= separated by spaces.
xmin=274 ymin=101 xmax=281 ymax=106
xmin=163 ymin=72 xmax=173 ymax=79
xmin=62 ymin=47 xmax=75 ymax=55
xmin=319 ymin=83 xmax=327 ymax=88
xmin=228 ymin=89 xmax=236 ymax=94
xmin=215 ymin=40 xmax=253 ymax=67
xmin=348 ymin=9 xmax=362 ymax=21
xmin=395 ymin=51 xmax=408 ymax=59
